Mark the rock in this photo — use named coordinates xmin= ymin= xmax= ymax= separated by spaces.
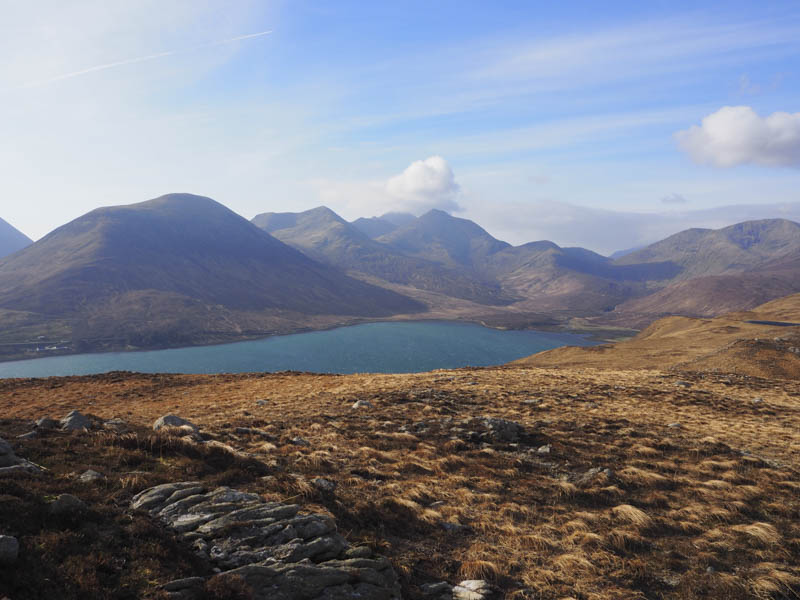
xmin=161 ymin=576 xmax=205 ymax=600
xmin=255 ymin=399 xmax=269 ymax=406
xmin=453 ymin=579 xmax=496 ymax=600
xmin=153 ymin=415 xmax=199 ymax=432
xmin=675 ymin=380 xmax=691 ymax=388
xmin=132 ymin=482 xmax=401 ymax=599
xmin=421 ymin=581 xmax=453 ymax=597
xmin=49 ymin=494 xmax=87 ymax=516
xmin=290 ymin=436 xmax=310 ymax=447
xmin=352 ymin=400 xmax=373 ymax=409
xmin=35 ymin=417 xmax=59 ymax=429
xmin=79 ymin=469 xmax=106 ymax=483
xmin=752 ymin=397 xmax=764 ymax=404
xmin=482 ymin=418 xmax=524 ymax=443
xmin=103 ymin=418 xmax=128 ymax=432
xmin=312 ymin=477 xmax=337 ymax=493
xmin=60 ymin=410 xmax=91 ymax=431
xmin=0 ymin=437 xmax=18 ymax=468
xmin=16 ymin=431 xmax=37 ymax=440
xmin=0 ymin=536 xmax=19 ymax=565
xmin=537 ymin=444 xmax=551 ymax=454
xmin=667 ymin=422 xmax=681 ymax=428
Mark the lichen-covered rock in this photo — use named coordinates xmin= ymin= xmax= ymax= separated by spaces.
xmin=132 ymin=482 xmax=401 ymax=600
xmin=453 ymin=580 xmax=497 ymax=600
xmin=60 ymin=410 xmax=91 ymax=431
xmin=153 ymin=415 xmax=199 ymax=432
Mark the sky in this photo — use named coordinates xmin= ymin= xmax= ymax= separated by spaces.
xmin=0 ymin=0 xmax=799 ymax=254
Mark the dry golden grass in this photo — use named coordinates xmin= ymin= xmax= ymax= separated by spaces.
xmin=1 ymin=364 xmax=799 ymax=598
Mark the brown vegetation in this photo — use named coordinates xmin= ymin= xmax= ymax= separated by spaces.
xmin=1 ymin=364 xmax=799 ymax=598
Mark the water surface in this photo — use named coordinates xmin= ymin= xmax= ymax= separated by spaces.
xmin=0 ymin=320 xmax=595 ymax=379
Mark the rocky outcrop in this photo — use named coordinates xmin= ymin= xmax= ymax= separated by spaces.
xmin=131 ymin=482 xmax=401 ymax=600
xmin=60 ymin=410 xmax=91 ymax=431
xmin=0 ymin=436 xmax=41 ymax=475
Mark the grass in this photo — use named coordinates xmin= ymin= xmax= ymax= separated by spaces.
xmin=0 ymin=366 xmax=799 ymax=598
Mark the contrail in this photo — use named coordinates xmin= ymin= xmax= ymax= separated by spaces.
xmin=20 ymin=30 xmax=273 ymax=88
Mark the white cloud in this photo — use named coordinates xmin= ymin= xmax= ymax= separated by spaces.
xmin=384 ymin=156 xmax=462 ymax=213
xmin=676 ymin=106 xmax=800 ymax=167
xmin=661 ymin=193 xmax=688 ymax=204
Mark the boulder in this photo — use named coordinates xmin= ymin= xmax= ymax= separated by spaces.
xmin=79 ymin=469 xmax=106 ymax=483
xmin=49 ymin=494 xmax=87 ymax=516
xmin=453 ymin=580 xmax=496 ymax=600
xmin=60 ymin=410 xmax=91 ymax=431
xmin=35 ymin=417 xmax=59 ymax=429
xmin=153 ymin=415 xmax=199 ymax=432
xmin=0 ymin=535 xmax=19 ymax=565
xmin=482 ymin=418 xmax=524 ymax=443
xmin=0 ymin=437 xmax=18 ymax=468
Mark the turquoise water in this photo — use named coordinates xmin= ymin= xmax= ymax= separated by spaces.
xmin=0 ymin=321 xmax=595 ymax=378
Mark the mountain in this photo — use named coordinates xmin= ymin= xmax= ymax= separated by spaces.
xmin=251 ymin=206 xmax=511 ymax=305
xmin=614 ymin=219 xmax=800 ymax=281
xmin=0 ymin=194 xmax=423 ymax=353
xmin=351 ymin=212 xmax=416 ymax=239
xmin=0 ymin=217 xmax=32 ymax=258
xmin=377 ymin=209 xmax=511 ymax=274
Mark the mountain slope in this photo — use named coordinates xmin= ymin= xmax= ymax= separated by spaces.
xmin=351 ymin=212 xmax=416 ymax=239
xmin=0 ymin=194 xmax=424 ymax=354
xmin=614 ymin=219 xmax=800 ymax=281
xmin=377 ymin=209 xmax=511 ymax=273
xmin=0 ymin=217 xmax=32 ymax=258
xmin=251 ymin=207 xmax=511 ymax=305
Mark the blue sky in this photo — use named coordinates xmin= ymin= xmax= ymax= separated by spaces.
xmin=1 ymin=1 xmax=799 ymax=252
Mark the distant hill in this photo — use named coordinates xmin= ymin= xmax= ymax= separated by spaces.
xmin=0 ymin=194 xmax=423 ymax=353
xmin=516 ymin=291 xmax=800 ymax=379
xmin=0 ymin=217 xmax=32 ymax=258
xmin=251 ymin=207 xmax=511 ymax=305
xmin=614 ymin=219 xmax=800 ymax=280
xmin=377 ymin=209 xmax=511 ymax=274
xmin=351 ymin=212 xmax=416 ymax=239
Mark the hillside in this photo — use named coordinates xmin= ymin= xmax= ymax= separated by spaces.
xmin=251 ymin=207 xmax=511 ymax=305
xmin=1 ymin=365 xmax=798 ymax=599
xmin=351 ymin=212 xmax=416 ymax=239
xmin=0 ymin=194 xmax=423 ymax=355
xmin=0 ymin=217 xmax=32 ymax=258
xmin=517 ymin=292 xmax=800 ymax=379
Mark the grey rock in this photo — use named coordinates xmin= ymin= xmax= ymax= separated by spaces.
xmin=131 ymin=482 xmax=401 ymax=599
xmin=0 ymin=437 xmax=18 ymax=468
xmin=312 ymin=477 xmax=337 ymax=493
xmin=421 ymin=581 xmax=453 ymax=596
xmin=453 ymin=579 xmax=496 ymax=600
xmin=103 ymin=418 xmax=128 ymax=432
xmin=60 ymin=410 xmax=91 ymax=431
xmin=290 ymin=436 xmax=310 ymax=447
xmin=352 ymin=400 xmax=373 ymax=409
xmin=35 ymin=417 xmax=59 ymax=429
xmin=79 ymin=469 xmax=106 ymax=483
xmin=161 ymin=576 xmax=205 ymax=600
xmin=482 ymin=418 xmax=524 ymax=443
xmin=17 ymin=431 xmax=37 ymax=440
xmin=153 ymin=415 xmax=199 ymax=432
xmin=0 ymin=535 xmax=19 ymax=565
xmin=537 ymin=444 xmax=551 ymax=454
xmin=667 ymin=422 xmax=682 ymax=428
xmin=752 ymin=397 xmax=764 ymax=404
xmin=49 ymin=494 xmax=87 ymax=516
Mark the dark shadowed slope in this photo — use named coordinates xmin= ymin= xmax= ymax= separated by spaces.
xmin=252 ymin=206 xmax=512 ymax=305
xmin=0 ymin=217 xmax=32 ymax=258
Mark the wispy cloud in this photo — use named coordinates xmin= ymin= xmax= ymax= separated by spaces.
xmin=20 ymin=30 xmax=273 ymax=88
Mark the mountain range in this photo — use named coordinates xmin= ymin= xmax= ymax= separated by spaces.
xmin=0 ymin=217 xmax=32 ymax=259
xmin=4 ymin=193 xmax=800 ymax=360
